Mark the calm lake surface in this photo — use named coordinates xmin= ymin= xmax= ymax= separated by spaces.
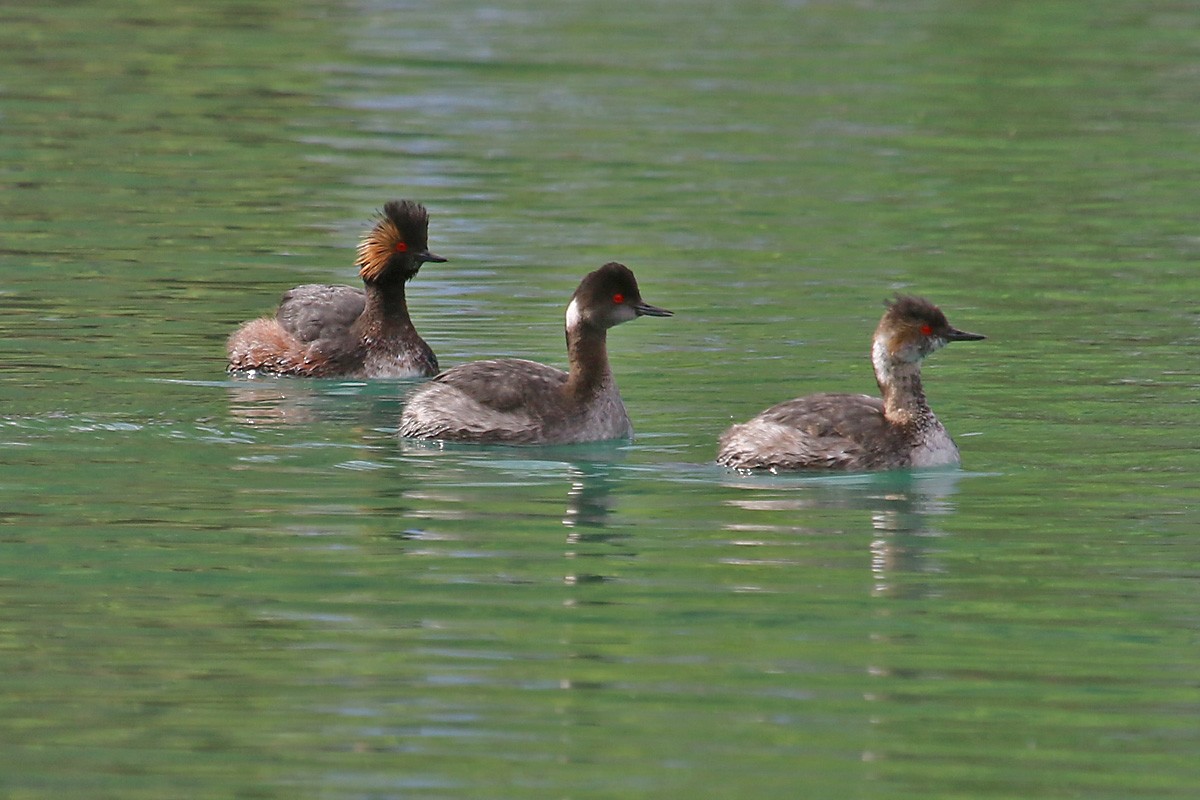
xmin=2 ymin=1 xmax=1197 ymax=797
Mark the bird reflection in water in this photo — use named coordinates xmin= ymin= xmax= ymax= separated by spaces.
xmin=721 ymin=468 xmax=970 ymax=598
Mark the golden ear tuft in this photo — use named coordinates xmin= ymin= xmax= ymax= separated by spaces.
xmin=357 ymin=216 xmax=402 ymax=281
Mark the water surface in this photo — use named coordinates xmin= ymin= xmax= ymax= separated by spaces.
xmin=1 ymin=1 xmax=1197 ymax=797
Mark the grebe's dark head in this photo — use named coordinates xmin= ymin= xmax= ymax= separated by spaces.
xmin=564 ymin=262 xmax=673 ymax=333
xmin=356 ymin=200 xmax=447 ymax=283
xmin=875 ymin=295 xmax=984 ymax=364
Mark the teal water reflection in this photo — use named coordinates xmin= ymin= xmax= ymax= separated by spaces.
xmin=2 ymin=0 xmax=1198 ymax=798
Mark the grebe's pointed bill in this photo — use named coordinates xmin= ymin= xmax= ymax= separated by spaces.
xmin=945 ymin=326 xmax=985 ymax=342
xmin=634 ymin=301 xmax=672 ymax=318
xmin=418 ymin=249 xmax=448 ymax=264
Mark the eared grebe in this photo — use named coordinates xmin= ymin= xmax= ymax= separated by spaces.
xmin=399 ymin=262 xmax=671 ymax=445
xmin=717 ymin=295 xmax=984 ymax=472
xmin=227 ymin=200 xmax=446 ymax=378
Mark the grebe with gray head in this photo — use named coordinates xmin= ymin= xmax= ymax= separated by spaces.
xmin=717 ymin=295 xmax=984 ymax=472
xmin=399 ymin=262 xmax=671 ymax=445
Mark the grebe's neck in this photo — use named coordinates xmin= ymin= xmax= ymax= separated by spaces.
xmin=563 ymin=297 xmax=613 ymax=401
xmin=871 ymin=337 xmax=930 ymax=427
xmin=358 ymin=277 xmax=416 ymax=336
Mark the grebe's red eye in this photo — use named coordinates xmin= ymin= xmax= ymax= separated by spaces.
xmin=394 ymin=241 xmax=408 ymax=253
xmin=612 ymin=293 xmax=625 ymax=304
xmin=920 ymin=324 xmax=933 ymax=336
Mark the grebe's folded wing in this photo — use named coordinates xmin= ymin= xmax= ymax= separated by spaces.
xmin=276 ymin=284 xmax=365 ymax=344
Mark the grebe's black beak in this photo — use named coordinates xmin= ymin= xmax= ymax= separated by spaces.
xmin=418 ymin=250 xmax=448 ymax=264
xmin=946 ymin=326 xmax=985 ymax=342
xmin=634 ymin=301 xmax=673 ymax=318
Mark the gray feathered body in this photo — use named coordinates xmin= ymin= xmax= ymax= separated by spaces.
xmin=717 ymin=392 xmax=958 ymax=471
xmin=399 ymin=358 xmax=632 ymax=445
xmin=277 ymin=284 xmax=366 ymax=343
xmin=227 ymin=282 xmax=437 ymax=378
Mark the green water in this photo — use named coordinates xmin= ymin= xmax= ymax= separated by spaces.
xmin=2 ymin=1 xmax=1197 ymax=797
